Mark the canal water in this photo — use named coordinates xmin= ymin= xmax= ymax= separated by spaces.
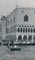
xmin=6 ymin=46 xmax=35 ymax=60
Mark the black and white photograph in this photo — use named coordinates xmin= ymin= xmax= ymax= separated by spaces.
xmin=0 ymin=0 xmax=35 ymax=60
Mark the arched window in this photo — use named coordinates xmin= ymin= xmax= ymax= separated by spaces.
xmin=33 ymin=36 xmax=35 ymax=42
xmin=28 ymin=28 xmax=30 ymax=32
xmin=33 ymin=28 xmax=35 ymax=33
xmin=13 ymin=17 xmax=15 ymax=23
xmin=23 ymin=28 xmax=25 ymax=32
xmin=21 ymin=28 xmax=22 ymax=32
xmin=26 ymin=28 xmax=27 ymax=32
xmin=17 ymin=28 xmax=20 ymax=32
xmin=31 ymin=28 xmax=32 ymax=32
xmin=18 ymin=35 xmax=22 ymax=41
xmin=23 ymin=35 xmax=27 ymax=42
xmin=28 ymin=35 xmax=32 ymax=41
xmin=24 ymin=15 xmax=28 ymax=22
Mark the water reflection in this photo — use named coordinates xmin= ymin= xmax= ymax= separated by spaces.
xmin=6 ymin=46 xmax=35 ymax=60
xmin=7 ymin=46 xmax=35 ymax=54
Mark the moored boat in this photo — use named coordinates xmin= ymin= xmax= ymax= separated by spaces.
xmin=10 ymin=45 xmax=21 ymax=51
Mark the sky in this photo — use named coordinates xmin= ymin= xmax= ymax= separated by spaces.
xmin=0 ymin=0 xmax=35 ymax=16
xmin=17 ymin=0 xmax=35 ymax=8
xmin=0 ymin=0 xmax=16 ymax=16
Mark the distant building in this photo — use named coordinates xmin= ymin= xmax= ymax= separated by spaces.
xmin=1 ymin=16 xmax=7 ymax=43
xmin=5 ymin=8 xmax=35 ymax=43
xmin=0 ymin=20 xmax=2 ymax=41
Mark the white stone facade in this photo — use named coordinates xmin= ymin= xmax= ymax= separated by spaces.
xmin=6 ymin=8 xmax=35 ymax=43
